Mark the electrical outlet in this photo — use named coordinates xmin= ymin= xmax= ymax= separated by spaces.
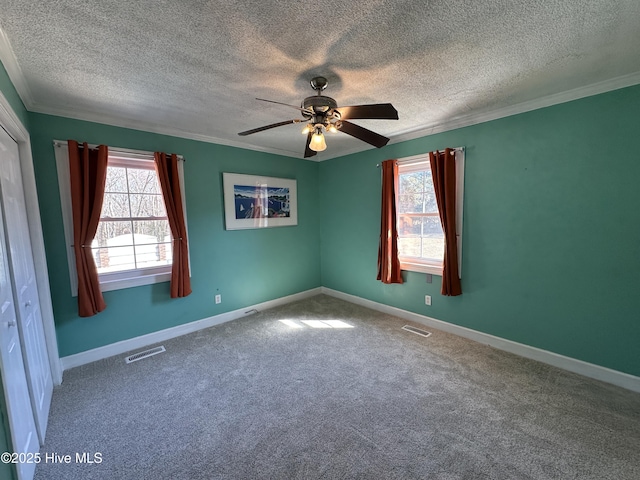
xmin=215 ymin=294 xmax=221 ymax=304
xmin=425 ymin=295 xmax=431 ymax=306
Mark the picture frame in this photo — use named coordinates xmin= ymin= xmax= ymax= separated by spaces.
xmin=222 ymin=173 xmax=298 ymax=230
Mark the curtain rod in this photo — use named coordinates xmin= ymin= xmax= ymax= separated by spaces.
xmin=376 ymin=147 xmax=464 ymax=167
xmin=53 ymin=140 xmax=185 ymax=161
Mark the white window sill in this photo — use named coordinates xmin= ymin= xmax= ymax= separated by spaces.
xmin=71 ymin=267 xmax=172 ymax=296
xmin=399 ymin=260 xmax=443 ymax=276
xmin=99 ymin=271 xmax=171 ymax=293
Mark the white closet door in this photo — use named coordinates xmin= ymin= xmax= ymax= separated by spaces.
xmin=0 ymin=126 xmax=53 ymax=443
xmin=0 ymin=186 xmax=38 ymax=480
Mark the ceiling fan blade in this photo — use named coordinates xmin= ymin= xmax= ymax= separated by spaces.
xmin=337 ymin=103 xmax=398 ymax=120
xmin=304 ymin=132 xmax=317 ymax=158
xmin=256 ymin=98 xmax=311 ymax=115
xmin=238 ymin=120 xmax=298 ymax=136
xmin=339 ymin=120 xmax=390 ymax=148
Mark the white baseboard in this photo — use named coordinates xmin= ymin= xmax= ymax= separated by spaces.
xmin=60 ymin=285 xmax=640 ymax=394
xmin=321 ymin=287 xmax=640 ymax=393
xmin=60 ymin=287 xmax=322 ymax=371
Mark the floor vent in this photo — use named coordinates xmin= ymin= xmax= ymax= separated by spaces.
xmin=402 ymin=325 xmax=432 ymax=338
xmin=125 ymin=346 xmax=166 ymax=364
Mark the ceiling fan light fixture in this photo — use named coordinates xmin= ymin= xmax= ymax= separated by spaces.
xmin=301 ymin=124 xmax=312 ymax=135
xmin=309 ymin=128 xmax=327 ymax=152
xmin=327 ymin=123 xmax=338 ymax=133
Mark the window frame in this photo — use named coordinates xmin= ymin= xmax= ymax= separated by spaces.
xmin=396 ymin=150 xmax=464 ymax=277
xmin=54 ymin=142 xmax=189 ymax=295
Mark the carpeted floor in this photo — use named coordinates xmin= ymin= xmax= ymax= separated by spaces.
xmin=35 ymin=295 xmax=640 ymax=479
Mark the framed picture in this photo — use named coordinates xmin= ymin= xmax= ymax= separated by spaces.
xmin=222 ymin=173 xmax=298 ymax=230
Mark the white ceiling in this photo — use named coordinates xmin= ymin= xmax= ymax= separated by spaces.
xmin=1 ymin=0 xmax=640 ymax=160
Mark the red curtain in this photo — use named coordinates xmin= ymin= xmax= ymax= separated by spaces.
xmin=430 ymin=149 xmax=462 ymax=296
xmin=154 ymin=153 xmax=192 ymax=298
xmin=68 ymin=140 xmax=108 ymax=317
xmin=377 ymin=159 xmax=403 ymax=284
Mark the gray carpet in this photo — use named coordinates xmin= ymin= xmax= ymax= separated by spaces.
xmin=35 ymin=295 xmax=640 ymax=479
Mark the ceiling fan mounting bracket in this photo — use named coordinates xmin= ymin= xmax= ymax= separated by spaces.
xmin=310 ymin=76 xmax=328 ymax=93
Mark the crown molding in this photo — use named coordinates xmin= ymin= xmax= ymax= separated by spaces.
xmin=318 ymin=143 xmax=376 ymax=161
xmin=3 ymin=16 xmax=640 ymax=164
xmin=19 ymin=68 xmax=640 ymax=162
xmin=27 ymin=102 xmax=315 ymax=160
xmin=0 ymin=24 xmax=311 ymax=161
xmin=387 ymin=71 xmax=640 ymax=147
xmin=31 ymin=65 xmax=640 ymax=162
xmin=289 ymin=71 xmax=640 ymax=161
xmin=0 ymin=26 xmax=35 ymax=109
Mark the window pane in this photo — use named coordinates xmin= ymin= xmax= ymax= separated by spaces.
xmin=101 ymin=193 xmax=131 ymax=218
xmin=95 ymin=221 xmax=133 ymax=248
xmin=134 ymin=245 xmax=171 ymax=268
xmin=422 ymin=217 xmax=444 ymax=260
xmin=424 ymin=195 xmax=437 ymax=213
xmin=398 ymin=215 xmax=421 ymax=236
xmin=396 ymin=160 xmax=453 ymax=268
xmin=95 ymin=159 xmax=175 ymax=276
xmin=127 ymin=168 xmax=161 ymax=194
xmin=104 ymin=167 xmax=128 ymax=193
xmin=397 ymin=194 xmax=423 ymax=214
xmin=422 ymin=236 xmax=444 ymax=261
xmin=107 ymin=232 xmax=135 ymax=248
xmin=130 ymin=194 xmax=166 ymax=218
xmin=399 ymin=172 xmax=424 ymax=194
xmin=398 ymin=237 xmax=421 ymax=258
xmin=424 ymin=173 xmax=438 ymax=212
xmin=93 ymin=246 xmax=136 ymax=273
xmin=160 ymin=242 xmax=172 ymax=263
xmin=423 ymin=216 xmax=443 ymax=235
xmin=93 ymin=248 xmax=108 ymax=269
xmin=132 ymin=220 xmax=171 ymax=243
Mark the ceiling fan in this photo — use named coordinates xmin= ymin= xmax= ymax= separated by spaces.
xmin=238 ymin=76 xmax=399 ymax=158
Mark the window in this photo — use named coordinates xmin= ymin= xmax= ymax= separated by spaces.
xmin=94 ymin=155 xmax=172 ymax=282
xmin=54 ymin=143 xmax=188 ymax=294
xmin=396 ymin=151 xmax=464 ymax=276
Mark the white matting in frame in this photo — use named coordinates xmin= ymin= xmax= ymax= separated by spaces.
xmin=223 ymin=173 xmax=298 ymax=230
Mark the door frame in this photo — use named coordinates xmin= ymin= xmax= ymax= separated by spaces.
xmin=0 ymin=91 xmax=62 ymax=386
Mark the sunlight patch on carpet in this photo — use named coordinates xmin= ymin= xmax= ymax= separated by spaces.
xmin=278 ymin=319 xmax=354 ymax=329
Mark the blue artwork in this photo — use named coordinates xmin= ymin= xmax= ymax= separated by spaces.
xmin=234 ymin=184 xmax=290 ymax=219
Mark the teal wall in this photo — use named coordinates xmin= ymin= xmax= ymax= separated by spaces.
xmin=29 ymin=113 xmax=320 ymax=357
xmin=320 ymin=84 xmax=640 ymax=377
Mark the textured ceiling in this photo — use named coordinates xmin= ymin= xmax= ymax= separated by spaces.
xmin=1 ymin=1 xmax=640 ymax=159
